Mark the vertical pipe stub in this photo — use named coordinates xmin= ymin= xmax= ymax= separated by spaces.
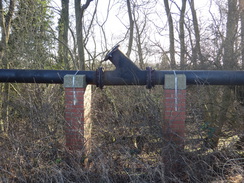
xmin=103 ymin=44 xmax=120 ymax=61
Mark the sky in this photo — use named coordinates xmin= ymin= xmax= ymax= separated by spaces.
xmin=50 ymin=0 xmax=220 ymax=65
xmin=50 ymin=0 xmax=218 ymax=38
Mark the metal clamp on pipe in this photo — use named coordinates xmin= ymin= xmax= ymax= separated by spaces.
xmin=146 ymin=67 xmax=155 ymax=89
xmin=96 ymin=67 xmax=104 ymax=89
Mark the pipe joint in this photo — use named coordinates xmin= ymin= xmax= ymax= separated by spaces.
xmin=96 ymin=67 xmax=104 ymax=89
xmin=146 ymin=67 xmax=155 ymax=89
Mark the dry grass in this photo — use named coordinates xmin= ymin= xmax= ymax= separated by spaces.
xmin=0 ymin=84 xmax=243 ymax=182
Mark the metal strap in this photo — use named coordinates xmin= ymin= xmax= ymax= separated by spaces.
xmin=72 ymin=70 xmax=79 ymax=105
xmin=173 ymin=70 xmax=178 ymax=111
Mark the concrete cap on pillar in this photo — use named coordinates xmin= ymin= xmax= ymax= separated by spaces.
xmin=64 ymin=75 xmax=87 ymax=88
xmin=164 ymin=74 xmax=186 ymax=90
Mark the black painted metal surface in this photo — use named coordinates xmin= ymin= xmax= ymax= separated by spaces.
xmin=0 ymin=69 xmax=96 ymax=84
xmin=0 ymin=45 xmax=244 ymax=86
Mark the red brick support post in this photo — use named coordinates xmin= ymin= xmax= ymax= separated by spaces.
xmin=163 ymin=74 xmax=186 ymax=147
xmin=64 ymin=75 xmax=86 ymax=150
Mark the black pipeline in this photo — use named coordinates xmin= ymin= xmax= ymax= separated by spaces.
xmin=0 ymin=45 xmax=244 ymax=87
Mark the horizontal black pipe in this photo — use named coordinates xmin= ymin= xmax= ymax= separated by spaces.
xmin=101 ymin=70 xmax=244 ymax=85
xmin=1 ymin=69 xmax=244 ymax=85
xmin=154 ymin=70 xmax=244 ymax=85
xmin=0 ymin=69 xmax=96 ymax=84
xmin=1 ymin=45 xmax=244 ymax=86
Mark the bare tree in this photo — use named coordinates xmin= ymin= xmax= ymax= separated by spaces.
xmin=205 ymin=0 xmax=238 ymax=149
xmin=0 ymin=0 xmax=15 ymax=132
xmin=188 ymin=0 xmax=204 ymax=68
xmin=0 ymin=0 xmax=15 ymax=64
xmin=132 ymin=4 xmax=148 ymax=69
xmin=223 ymin=0 xmax=238 ymax=69
xmin=213 ymin=0 xmax=238 ymax=148
xmin=240 ymin=0 xmax=244 ymax=68
xmin=164 ymin=0 xmax=176 ymax=69
xmin=179 ymin=0 xmax=187 ymax=69
xmin=58 ymin=0 xmax=70 ymax=69
xmin=126 ymin=0 xmax=134 ymax=57
xmin=75 ymin=0 xmax=93 ymax=70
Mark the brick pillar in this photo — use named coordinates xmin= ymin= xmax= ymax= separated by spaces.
xmin=163 ymin=74 xmax=186 ymax=147
xmin=64 ymin=75 xmax=86 ymax=150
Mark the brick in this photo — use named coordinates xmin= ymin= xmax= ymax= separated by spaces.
xmin=65 ymin=117 xmax=84 ymax=122
xmin=167 ymin=120 xmax=185 ymax=125
xmin=168 ymin=123 xmax=185 ymax=130
xmin=164 ymin=103 xmax=186 ymax=108
xmin=165 ymin=106 xmax=186 ymax=112
xmin=163 ymin=87 xmax=186 ymax=147
xmin=65 ymin=95 xmax=84 ymax=101
xmin=65 ymin=87 xmax=85 ymax=91
xmin=164 ymin=98 xmax=186 ymax=104
xmin=64 ymin=77 xmax=86 ymax=150
xmin=65 ymin=104 xmax=84 ymax=109
xmin=164 ymin=115 xmax=185 ymax=121
xmin=164 ymin=94 xmax=186 ymax=99
xmin=164 ymin=110 xmax=185 ymax=116
xmin=165 ymin=114 xmax=186 ymax=119
xmin=65 ymin=102 xmax=84 ymax=107
xmin=65 ymin=114 xmax=84 ymax=120
xmin=65 ymin=88 xmax=85 ymax=92
xmin=165 ymin=120 xmax=185 ymax=125
xmin=68 ymin=123 xmax=84 ymax=129
xmin=65 ymin=108 xmax=84 ymax=112
xmin=66 ymin=132 xmax=84 ymax=138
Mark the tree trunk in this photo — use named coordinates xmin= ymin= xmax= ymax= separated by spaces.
xmin=0 ymin=0 xmax=15 ymax=132
xmin=75 ymin=0 xmax=85 ymax=70
xmin=164 ymin=0 xmax=176 ymax=69
xmin=239 ymin=0 xmax=244 ymax=69
xmin=133 ymin=13 xmax=145 ymax=69
xmin=223 ymin=0 xmax=238 ymax=69
xmin=58 ymin=0 xmax=70 ymax=70
xmin=206 ymin=0 xmax=238 ymax=149
xmin=213 ymin=88 xmax=232 ymax=147
xmin=126 ymin=0 xmax=134 ymax=57
xmin=75 ymin=0 xmax=93 ymax=70
xmin=179 ymin=0 xmax=187 ymax=69
xmin=0 ymin=0 xmax=15 ymax=61
xmin=189 ymin=0 xmax=204 ymax=68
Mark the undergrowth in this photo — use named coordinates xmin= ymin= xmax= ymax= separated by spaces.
xmin=0 ymin=84 xmax=243 ymax=182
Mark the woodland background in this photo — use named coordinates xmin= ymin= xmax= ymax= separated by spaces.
xmin=0 ymin=0 xmax=243 ymax=182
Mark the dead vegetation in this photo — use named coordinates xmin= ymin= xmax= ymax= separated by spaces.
xmin=0 ymin=84 xmax=243 ymax=182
